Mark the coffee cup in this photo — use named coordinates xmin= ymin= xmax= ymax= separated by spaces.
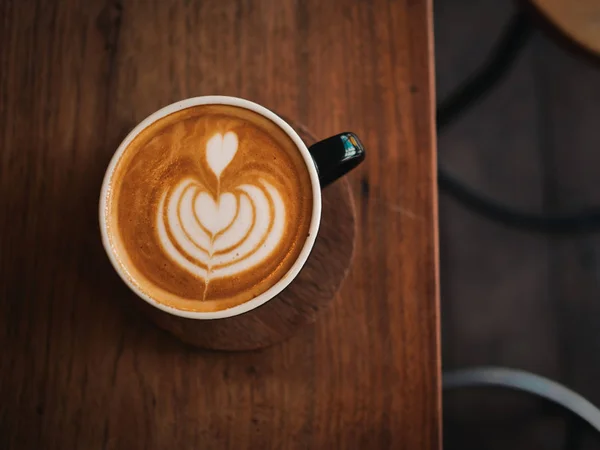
xmin=100 ymin=96 xmax=365 ymax=321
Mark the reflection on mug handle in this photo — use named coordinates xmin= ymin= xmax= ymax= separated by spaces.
xmin=308 ymin=132 xmax=366 ymax=188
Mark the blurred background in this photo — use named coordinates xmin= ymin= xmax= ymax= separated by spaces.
xmin=435 ymin=0 xmax=600 ymax=449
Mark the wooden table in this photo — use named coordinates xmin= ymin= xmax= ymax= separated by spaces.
xmin=0 ymin=0 xmax=440 ymax=448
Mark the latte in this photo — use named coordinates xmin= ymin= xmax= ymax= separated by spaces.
xmin=104 ymin=104 xmax=313 ymax=312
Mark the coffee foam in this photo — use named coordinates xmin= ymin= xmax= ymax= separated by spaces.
xmin=105 ymin=105 xmax=313 ymax=312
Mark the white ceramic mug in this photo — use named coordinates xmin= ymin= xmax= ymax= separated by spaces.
xmin=99 ymin=96 xmax=365 ymax=320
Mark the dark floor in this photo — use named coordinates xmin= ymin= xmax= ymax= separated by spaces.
xmin=435 ymin=1 xmax=600 ymax=449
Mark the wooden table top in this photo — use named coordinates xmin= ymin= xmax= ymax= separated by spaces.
xmin=0 ymin=0 xmax=440 ymax=448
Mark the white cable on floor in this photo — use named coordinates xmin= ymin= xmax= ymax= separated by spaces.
xmin=443 ymin=367 xmax=600 ymax=434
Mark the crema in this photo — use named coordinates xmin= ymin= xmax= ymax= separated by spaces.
xmin=104 ymin=105 xmax=313 ymax=312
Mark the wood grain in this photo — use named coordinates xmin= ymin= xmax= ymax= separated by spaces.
xmin=0 ymin=0 xmax=440 ymax=448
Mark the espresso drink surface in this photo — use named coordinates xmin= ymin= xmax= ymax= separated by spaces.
xmin=105 ymin=105 xmax=313 ymax=312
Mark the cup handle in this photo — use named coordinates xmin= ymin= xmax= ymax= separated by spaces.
xmin=308 ymin=132 xmax=366 ymax=188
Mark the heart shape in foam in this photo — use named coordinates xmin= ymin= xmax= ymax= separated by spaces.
xmin=206 ymin=132 xmax=238 ymax=178
xmin=155 ymin=130 xmax=286 ymax=282
xmin=194 ymin=192 xmax=237 ymax=235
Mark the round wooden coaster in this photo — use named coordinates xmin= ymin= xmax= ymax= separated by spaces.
xmin=140 ymin=122 xmax=357 ymax=351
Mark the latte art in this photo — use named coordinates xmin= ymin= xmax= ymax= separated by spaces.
xmin=105 ymin=104 xmax=313 ymax=312
xmin=157 ymin=131 xmax=286 ymax=294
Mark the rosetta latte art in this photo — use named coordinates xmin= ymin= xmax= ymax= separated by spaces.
xmin=156 ymin=131 xmax=286 ymax=296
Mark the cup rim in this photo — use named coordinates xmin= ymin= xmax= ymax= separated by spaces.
xmin=99 ymin=96 xmax=322 ymax=320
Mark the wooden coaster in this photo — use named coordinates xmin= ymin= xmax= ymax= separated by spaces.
xmin=140 ymin=122 xmax=357 ymax=351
